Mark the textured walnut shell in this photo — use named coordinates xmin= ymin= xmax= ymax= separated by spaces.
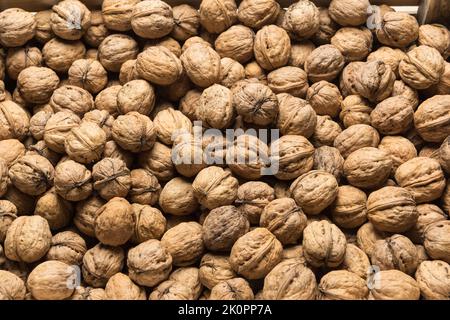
xmin=312 ymin=116 xmax=342 ymax=147
xmin=244 ymin=60 xmax=267 ymax=83
xmin=302 ymin=220 xmax=346 ymax=268
xmin=50 ymin=85 xmax=94 ymax=117
xmin=70 ymin=286 xmax=106 ymax=300
xmin=44 ymin=111 xmax=81 ymax=153
xmin=153 ymin=107 xmax=192 ymax=146
xmin=219 ymin=58 xmax=245 ymax=89
xmin=171 ymin=133 xmax=206 ymax=178
xmin=306 ymin=81 xmax=342 ymax=118
xmin=34 ymin=187 xmax=73 ymax=230
xmin=6 ymin=46 xmax=42 ymax=80
xmin=65 ymin=122 xmax=106 ymax=164
xmin=98 ymin=34 xmax=138 ymax=72
xmin=3 ymin=186 xmax=35 ymax=216
xmin=54 ymin=159 xmax=92 ymax=201
xmin=344 ymin=147 xmax=392 ymax=189
xmin=169 ymin=267 xmax=203 ymax=300
xmin=181 ymin=43 xmax=220 ymax=87
xmin=370 ymin=96 xmax=414 ymax=135
xmin=82 ymin=109 xmax=113 ymax=141
xmin=117 ymin=80 xmax=155 ymax=116
xmin=0 ymin=270 xmax=26 ymax=300
xmin=367 ymin=47 xmax=407 ymax=77
xmin=311 ymin=8 xmax=338 ymax=45
xmin=214 ymin=25 xmax=254 ymax=64
xmin=0 ymin=8 xmax=36 ymax=48
xmin=83 ymin=10 xmax=109 ymax=47
xmin=237 ymin=0 xmax=279 ymax=29
xmin=46 ymin=231 xmax=86 ymax=266
xmin=112 ymin=112 xmax=156 ymax=153
xmin=94 ymin=85 xmax=121 ymax=117
xmin=42 ymin=38 xmax=86 ymax=73
xmin=35 ymin=10 xmax=54 ymax=44
xmin=197 ymin=84 xmax=234 ymax=129
xmin=102 ymin=140 xmax=133 ymax=169
xmin=319 ymin=270 xmax=369 ymax=300
xmin=267 ymin=66 xmax=309 ymax=98
xmin=276 ymin=93 xmax=317 ymax=138
xmin=182 ymin=36 xmax=212 ymax=52
xmin=161 ymin=222 xmax=204 ymax=267
xmin=104 ymin=273 xmax=146 ymax=300
xmin=313 ymin=146 xmax=344 ymax=182
xmin=427 ymin=61 xmax=450 ymax=96
xmin=415 ymin=260 xmax=450 ymax=300
xmin=356 ymin=222 xmax=387 ymax=258
xmin=423 ymin=221 xmax=450 ymax=264
xmin=0 ymin=159 xmax=9 ymax=197
xmin=127 ymin=239 xmax=172 ymax=287
xmin=399 ymin=45 xmax=445 ymax=90
xmin=0 ymin=101 xmax=29 ymax=141
xmin=253 ymin=25 xmax=291 ymax=71
xmin=355 ymin=60 xmax=395 ymax=103
xmin=378 ymin=136 xmax=417 ymax=174
xmin=82 ymin=243 xmax=124 ymax=288
xmin=199 ymin=254 xmax=237 ymax=289
xmin=137 ymin=47 xmax=182 ymax=86
xmin=230 ymin=228 xmax=282 ymax=279
xmin=131 ymin=204 xmax=165 ymax=243
xmin=368 ymin=270 xmax=420 ymax=300
xmin=29 ymin=111 xmax=52 ymax=141
xmin=340 ymin=244 xmax=371 ymax=279
xmin=329 ymin=0 xmax=369 ymax=26
xmin=68 ymin=59 xmax=108 ymax=94
xmin=159 ymin=177 xmax=198 ymax=216
xmin=289 ymin=41 xmax=315 ymax=69
xmin=4 ymin=216 xmax=51 ymax=263
xmin=438 ymin=136 xmax=450 ymax=174
xmin=51 ymin=0 xmax=91 ymax=40
xmin=305 ymin=44 xmax=344 ymax=83
xmin=209 ymin=278 xmax=254 ymax=300
xmin=418 ymin=24 xmax=450 ymax=58
xmin=170 ymin=4 xmax=199 ymax=41
xmin=129 ymin=169 xmax=160 ymax=206
xmin=371 ymin=234 xmax=419 ymax=275
xmin=236 ymin=181 xmax=275 ymax=225
xmin=395 ymin=157 xmax=445 ymax=204
xmin=92 ymin=158 xmax=131 ymax=201
xmin=119 ymin=59 xmax=139 ymax=84
xmin=282 ymin=1 xmax=319 ymax=40
xmin=331 ymin=27 xmax=372 ymax=62
xmin=94 ymin=197 xmax=134 ymax=246
xmin=199 ymin=0 xmax=237 ymax=34
xmin=406 ymin=204 xmax=447 ymax=244
xmin=376 ymin=12 xmax=419 ymax=48
xmin=131 ymin=0 xmax=174 ymax=39
xmin=331 ymin=185 xmax=367 ymax=229
xmin=414 ymin=95 xmax=450 ymax=143
xmin=149 ymin=280 xmax=194 ymax=300
xmin=101 ymin=0 xmax=140 ymax=31
xmin=339 ymin=62 xmax=364 ymax=97
xmin=138 ymin=142 xmax=175 ymax=182
xmin=0 ymin=200 xmax=17 ymax=242
xmin=391 ymin=82 xmax=420 ymax=114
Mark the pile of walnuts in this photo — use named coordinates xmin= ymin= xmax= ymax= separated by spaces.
xmin=0 ymin=0 xmax=449 ymax=300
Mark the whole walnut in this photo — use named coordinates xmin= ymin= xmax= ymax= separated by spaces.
xmin=370 ymin=96 xmax=414 ymax=135
xmin=65 ymin=122 xmax=106 ymax=164
xmin=355 ymin=61 xmax=395 ymax=103
xmin=112 ymin=112 xmax=156 ymax=153
xmin=85 ymin=48 xmax=98 ymax=60
xmin=149 ymin=280 xmax=194 ymax=300
xmin=0 ymin=270 xmax=26 ymax=300
xmin=136 ymin=46 xmax=181 ymax=85
xmin=302 ymin=220 xmax=346 ymax=268
xmin=378 ymin=136 xmax=417 ymax=175
xmin=83 ymin=11 xmax=109 ymax=47
xmin=82 ymin=109 xmax=114 ymax=140
xmin=331 ymin=27 xmax=372 ymax=62
xmin=209 ymin=278 xmax=254 ymax=300
xmin=82 ymin=243 xmax=124 ymax=288
xmin=168 ymin=267 xmax=202 ymax=300
xmin=368 ymin=270 xmax=420 ymax=300
xmin=236 ymin=181 xmax=275 ymax=225
xmin=312 ymin=116 xmax=342 ymax=147
xmin=334 ymin=124 xmax=380 ymax=159
xmin=94 ymin=85 xmax=121 ymax=117
xmin=102 ymin=140 xmax=133 ymax=168
xmin=6 ymin=46 xmax=42 ymax=80
xmin=34 ymin=188 xmax=73 ymax=230
xmin=319 ymin=270 xmax=368 ymax=300
xmin=282 ymin=1 xmax=319 ymax=40
xmin=344 ymin=147 xmax=392 ymax=189
xmin=70 ymin=286 xmax=106 ymax=300
xmin=423 ymin=221 xmax=450 ymax=263
xmin=159 ymin=177 xmax=198 ymax=216
xmin=116 ymin=80 xmax=155 ymax=116
xmin=418 ymin=24 xmax=450 ymax=58
xmin=153 ymin=107 xmax=192 ymax=146
xmin=4 ymin=216 xmax=51 ymax=263
xmin=215 ymin=25 xmax=254 ymax=64
xmin=244 ymin=61 xmax=267 ymax=83
xmin=0 ymin=101 xmax=29 ymax=143
xmin=331 ymin=185 xmax=367 ymax=229
xmin=54 ymin=160 xmax=92 ymax=201
xmin=312 ymin=8 xmax=339 ymax=45
xmin=276 ymin=93 xmax=316 ymax=138
xmin=129 ymin=169 xmax=160 ymax=206
xmin=42 ymin=38 xmax=86 ymax=73
xmin=46 ymin=231 xmax=87 ymax=266
xmin=3 ymin=186 xmax=35 ymax=216
xmin=203 ymin=205 xmax=249 ymax=251
xmin=74 ymin=195 xmax=104 ymax=237
xmin=171 ymin=133 xmax=206 ymax=178
xmin=131 ymin=0 xmax=174 ymax=39
xmin=93 ymin=158 xmax=131 ymax=201
xmin=329 ymin=0 xmax=369 ymax=26
xmin=376 ymin=12 xmax=419 ymax=48
xmin=313 ymin=146 xmax=344 ymax=181
xmin=181 ymin=43 xmax=221 ymax=87
xmin=219 ymin=58 xmax=245 ymax=89
xmin=427 ymin=61 xmax=450 ymax=95
xmin=35 ymin=10 xmax=54 ymax=44
xmin=51 ymin=0 xmax=91 ymax=40
xmin=182 ymin=36 xmax=212 ymax=52
xmin=367 ymin=47 xmax=406 ymax=78
xmin=50 ymin=85 xmax=94 ymax=117
xmin=98 ymin=34 xmax=139 ymax=72
xmin=230 ymin=228 xmax=282 ymax=279
xmin=131 ymin=204 xmax=166 ymax=243
xmin=101 ymin=0 xmax=140 ymax=31
xmin=267 ymin=66 xmax=309 ymax=98
xmin=395 ymin=157 xmax=445 ymax=204
xmin=0 ymin=200 xmax=17 ymax=245
xmin=44 ymin=111 xmax=81 ymax=153
xmin=253 ymin=25 xmax=291 ymax=71
xmin=119 ymin=59 xmax=139 ymax=84
xmin=414 ymin=95 xmax=450 ymax=143
xmin=199 ymin=254 xmax=237 ymax=290
xmin=0 ymin=8 xmax=36 ymax=47
xmin=289 ymin=41 xmax=315 ymax=69
xmin=199 ymin=0 xmax=237 ymax=34
xmin=105 ymin=273 xmax=146 ymax=300
xmin=438 ymin=136 xmax=450 ymax=174
xmin=406 ymin=204 xmax=447 ymax=244
xmin=306 ymin=81 xmax=342 ymax=118
xmin=237 ymin=0 xmax=279 ymax=29
xmin=161 ymin=222 xmax=204 ymax=266
xmin=399 ymin=46 xmax=445 ymax=90
xmin=356 ymin=222 xmax=387 ymax=258
xmin=138 ymin=142 xmax=175 ymax=182
xmin=415 ymin=260 xmax=450 ymax=300
xmin=170 ymin=4 xmax=199 ymax=41
xmin=305 ymin=45 xmax=345 ymax=83
xmin=340 ymin=244 xmax=371 ymax=279
xmin=29 ymin=111 xmax=52 ymax=141
xmin=68 ymin=59 xmax=108 ymax=94
xmin=339 ymin=61 xmax=364 ymax=97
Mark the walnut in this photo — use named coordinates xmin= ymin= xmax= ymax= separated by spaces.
xmin=74 ymin=195 xmax=105 ymax=237
xmin=199 ymin=0 xmax=237 ymax=34
xmin=131 ymin=0 xmax=174 ymax=39
xmin=312 ymin=116 xmax=342 ymax=147
xmin=356 ymin=222 xmax=387 ymax=258
xmin=331 ymin=185 xmax=367 ymax=229
xmin=51 ymin=0 xmax=91 ymax=41
xmin=415 ymin=260 xmax=450 ymax=300
xmin=367 ymin=47 xmax=407 ymax=77
xmin=6 ymin=46 xmax=42 ymax=80
xmin=4 ymin=216 xmax=51 ymax=263
xmin=244 ymin=61 xmax=267 ymax=83
xmin=92 ymin=158 xmax=131 ymax=201
xmin=329 ymin=0 xmax=369 ymax=26
xmin=423 ymin=221 xmax=450 ymax=263
xmin=236 ymin=181 xmax=275 ymax=225
xmin=169 ymin=267 xmax=203 ymax=300
xmin=331 ymin=27 xmax=372 ymax=61
xmin=28 ymin=141 xmax=60 ymax=167
xmin=94 ymin=85 xmax=121 ymax=117
xmin=181 ymin=43 xmax=221 ymax=87
xmin=0 ymin=8 xmax=36 ymax=47
xmin=427 ymin=62 xmax=450 ymax=96
xmin=344 ymin=147 xmax=392 ymax=189
xmin=368 ymin=270 xmax=420 ymax=300
xmin=199 ymin=254 xmax=236 ymax=290
xmin=0 ymin=200 xmax=17 ymax=242
xmin=0 ymin=270 xmax=26 ymax=300
xmin=149 ymin=280 xmax=194 ymax=300
xmin=82 ymin=109 xmax=114 ymax=141
xmin=418 ymin=24 xmax=450 ymax=58
xmin=138 ymin=142 xmax=175 ymax=182
xmin=35 ymin=10 xmax=54 ymax=44
xmin=128 ymin=169 xmax=160 ymax=206
xmin=182 ymin=36 xmax=212 ymax=52
xmin=355 ymin=61 xmax=395 ymax=103
xmin=414 ymin=95 xmax=450 ymax=143
xmin=118 ymin=59 xmax=139 ymax=85
xmin=378 ymin=136 xmax=417 ymax=174
xmin=253 ymin=25 xmax=291 ymax=71
xmin=153 ymin=106 xmax=192 ymax=146
xmin=197 ymin=85 xmax=234 ymax=129
xmin=306 ymin=81 xmax=342 ymax=118
xmin=305 ymin=44 xmax=344 ymax=83
xmin=159 ymin=177 xmax=198 ymax=216
xmin=376 ymin=12 xmax=419 ymax=48
xmin=42 ymin=38 xmax=86 ymax=73
xmin=438 ymin=136 xmax=450 ymax=174
xmin=85 ymin=49 xmax=98 ymax=60
xmin=3 ymin=186 xmax=36 ymax=216
xmin=399 ymin=45 xmax=445 ymax=90
xmin=313 ymin=146 xmax=344 ymax=182
xmin=29 ymin=111 xmax=52 ymax=141
xmin=64 ymin=122 xmax=106 ymax=164
xmin=46 ymin=231 xmax=86 ymax=266
xmin=112 ymin=112 xmax=156 ymax=153
xmin=171 ymin=133 xmax=206 ymax=178
xmin=267 ymin=66 xmax=309 ymax=98
xmin=219 ymin=58 xmax=245 ymax=88
xmin=54 ymin=159 xmax=92 ymax=201
xmin=407 ymin=204 xmax=447 ymax=244
xmin=282 ymin=1 xmax=320 ymax=40
xmin=68 ymin=59 xmax=108 ymax=94
xmin=209 ymin=278 xmax=254 ymax=300
xmin=340 ymin=244 xmax=370 ymax=279
xmin=34 ymin=188 xmax=73 ymax=230
xmin=171 ymin=4 xmax=199 ymax=41
xmin=312 ymin=8 xmax=339 ymax=45
xmin=116 ymin=80 xmax=155 ymax=116
xmin=98 ymin=34 xmax=138 ymax=72
xmin=215 ymin=25 xmax=254 ymax=64
xmin=334 ymin=124 xmax=380 ymax=159
xmin=370 ymin=96 xmax=414 ymax=135
xmin=17 ymin=66 xmax=59 ymax=105
xmin=0 ymin=101 xmax=29 ymax=142
xmin=289 ymin=40 xmax=315 ymax=69
xmin=319 ymin=270 xmax=368 ymax=300
xmin=339 ymin=61 xmax=364 ymax=97
xmin=131 ymin=204 xmax=166 ymax=243
xmin=101 ymin=0 xmax=140 ymax=31
xmin=276 ymin=93 xmax=317 ymax=137
xmin=50 ymin=85 xmax=94 ymax=117
xmin=83 ymin=11 xmax=109 ymax=47
xmin=104 ymin=273 xmax=146 ymax=300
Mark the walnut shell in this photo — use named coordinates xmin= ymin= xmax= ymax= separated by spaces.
xmin=370 ymin=96 xmax=414 ymax=135
xmin=98 ymin=34 xmax=138 ymax=72
xmin=423 ymin=221 xmax=450 ymax=264
xmin=306 ymin=81 xmax=342 ymax=118
xmin=418 ymin=24 xmax=450 ymax=58
xmin=305 ymin=45 xmax=344 ymax=83
xmin=171 ymin=4 xmax=199 ymax=41
xmin=74 ymin=196 xmax=104 ymax=237
xmin=276 ymin=93 xmax=317 ymax=138
xmin=367 ymin=47 xmax=407 ymax=77
xmin=0 ymin=8 xmax=36 ymax=47
xmin=101 ymin=0 xmax=140 ymax=31
xmin=54 ymin=159 xmax=92 ymax=201
xmin=199 ymin=0 xmax=237 ymax=34
xmin=70 ymin=286 xmax=106 ymax=300
xmin=131 ymin=0 xmax=174 ymax=39
xmin=29 ymin=111 xmax=52 ymax=141
xmin=414 ymin=95 xmax=450 ymax=143
xmin=236 ymin=181 xmax=275 ymax=225
xmin=92 ymin=158 xmax=131 ymax=201
xmin=289 ymin=40 xmax=315 ymax=69
xmin=319 ymin=270 xmax=368 ymax=300
xmin=438 ymin=136 xmax=450 ymax=174
xmin=112 ymin=112 xmax=156 ymax=153
xmin=171 ymin=133 xmax=206 ymax=178
xmin=267 ymin=66 xmax=308 ymax=98
xmin=131 ymin=204 xmax=165 ymax=243
xmin=368 ymin=270 xmax=420 ymax=300
xmin=313 ymin=146 xmax=344 ymax=182
xmin=35 ymin=10 xmax=55 ymax=44
xmin=159 ymin=177 xmax=198 ymax=216
xmin=50 ymin=85 xmax=94 ymax=117
xmin=169 ymin=267 xmax=203 ymax=300
xmin=0 ymin=200 xmax=17 ymax=243
xmin=42 ymin=38 xmax=86 ymax=73
xmin=116 ymin=80 xmax=155 ymax=116
xmin=104 ymin=273 xmax=146 ymax=300
xmin=149 ymin=280 xmax=193 ymax=300
xmin=6 ymin=46 xmax=42 ymax=80
xmin=331 ymin=27 xmax=372 ymax=62
xmin=415 ymin=260 xmax=450 ymax=300
xmin=138 ymin=142 xmax=175 ymax=182
xmin=209 ymin=278 xmax=254 ymax=300
xmin=253 ymin=25 xmax=291 ymax=71
xmin=34 ymin=187 xmax=73 ymax=230
xmin=219 ymin=58 xmax=245 ymax=89
xmin=65 ymin=122 xmax=106 ymax=164
xmin=51 ymin=0 xmax=91 ymax=41
xmin=356 ymin=222 xmax=387 ymax=258
xmin=46 ymin=231 xmax=86 ymax=265
xmin=355 ymin=60 xmax=395 ymax=103
xmin=44 ymin=111 xmax=81 ymax=153
xmin=331 ymin=185 xmax=367 ymax=229
xmin=312 ymin=8 xmax=339 ymax=45
xmin=340 ymin=244 xmax=371 ymax=279
xmin=181 ymin=43 xmax=221 ymax=87
xmin=68 ymin=59 xmax=108 ymax=94
xmin=376 ymin=12 xmax=419 ymax=48
xmin=329 ymin=0 xmax=369 ymax=26
xmin=215 ymin=25 xmax=254 ymax=64
xmin=282 ymin=0 xmax=319 ymax=40
xmin=0 ymin=270 xmax=26 ymax=300
xmin=198 ymin=84 xmax=234 ymax=129
xmin=153 ymin=106 xmax=192 ymax=146
xmin=129 ymin=169 xmax=160 ymax=206
xmin=199 ymin=254 xmax=237 ymax=289
xmin=94 ymin=85 xmax=121 ymax=117
xmin=339 ymin=61 xmax=364 ymax=97
xmin=244 ymin=60 xmax=267 ymax=83
xmin=378 ymin=136 xmax=417 ymax=174
xmin=406 ymin=204 xmax=447 ymax=244
xmin=3 ymin=186 xmax=35 ymax=216
xmin=82 ymin=109 xmax=114 ymax=141
xmin=0 ymin=101 xmax=29 ymax=141
xmin=312 ymin=116 xmax=342 ymax=147
xmin=83 ymin=10 xmax=109 ymax=47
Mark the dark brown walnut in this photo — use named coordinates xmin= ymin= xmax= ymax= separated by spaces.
xmin=18 ymin=67 xmax=59 ymax=106
xmin=35 ymin=10 xmax=54 ymax=44
xmin=312 ymin=8 xmax=339 ymax=45
xmin=415 ymin=260 xmax=450 ymax=300
xmin=418 ymin=24 xmax=450 ymax=58
xmin=129 ymin=169 xmax=160 ymax=206
xmin=54 ymin=160 xmax=92 ymax=201
xmin=319 ymin=270 xmax=368 ymax=300
xmin=0 ymin=270 xmax=26 ymax=300
xmin=209 ymin=278 xmax=254 ymax=300
xmin=149 ymin=280 xmax=194 ymax=300
xmin=199 ymin=254 xmax=237 ymax=290
xmin=331 ymin=27 xmax=372 ymax=62
xmin=131 ymin=0 xmax=174 ymax=39
xmin=423 ymin=221 xmax=450 ymax=263
xmin=46 ymin=231 xmax=87 ymax=266
xmin=6 ymin=46 xmax=42 ymax=80
xmin=98 ymin=34 xmax=138 ymax=73
xmin=237 ymin=0 xmax=279 ymax=29
xmin=253 ymin=25 xmax=291 ymax=71
xmin=0 ymin=139 xmax=25 ymax=168
xmin=334 ymin=124 xmax=380 ymax=159
xmin=153 ymin=106 xmax=192 ymax=146
xmin=267 ymin=66 xmax=308 ymax=98
xmin=219 ymin=58 xmax=245 ymax=89
xmin=112 ymin=112 xmax=156 ymax=153
xmin=82 ymin=109 xmax=114 ymax=140
xmin=312 ymin=116 xmax=342 ymax=147
xmin=331 ymin=185 xmax=367 ymax=229
xmin=83 ymin=10 xmax=109 ymax=47
xmin=203 ymin=205 xmax=249 ymax=251
xmin=0 ymin=8 xmax=36 ymax=47
xmin=340 ymin=244 xmax=370 ymax=279
xmin=161 ymin=222 xmax=204 ymax=267
xmin=244 ymin=61 xmax=267 ymax=83
xmin=306 ymin=81 xmax=342 ymax=118
xmin=171 ymin=133 xmax=206 ymax=178
xmin=407 ymin=204 xmax=447 ymax=244
xmin=302 ymin=220 xmax=346 ymax=268
xmin=119 ymin=59 xmax=139 ymax=84
xmin=371 ymin=234 xmax=419 ymax=275
xmin=65 ymin=122 xmax=106 ymax=164
xmin=82 ymin=243 xmax=124 ymax=288
xmin=414 ymin=95 xmax=450 ymax=143
xmin=270 ymin=135 xmax=315 ymax=181
xmin=131 ymin=204 xmax=166 ymax=243
xmin=34 ymin=187 xmax=73 ymax=230
xmin=4 ymin=216 xmax=51 ymax=263
xmin=105 ymin=273 xmax=146 ymax=300
xmin=329 ymin=0 xmax=369 ymax=26
xmin=215 ymin=25 xmax=254 ymax=64
xmin=282 ymin=0 xmax=320 ymax=40
xmin=276 ymin=93 xmax=317 ymax=138
xmin=370 ymin=96 xmax=414 ymax=135
xmin=305 ymin=45 xmax=344 ymax=83
xmin=368 ymin=270 xmax=420 ymax=300
xmin=199 ymin=0 xmax=237 ymax=34
xmin=230 ymin=228 xmax=282 ymax=279
xmin=289 ymin=41 xmax=315 ymax=69
xmin=236 ymin=181 xmax=275 ymax=225
xmin=339 ymin=61 xmax=364 ymax=97
xmin=138 ymin=142 xmax=175 ymax=182
xmin=169 ymin=267 xmax=203 ymax=300
xmin=92 ymin=158 xmax=131 ymax=201
xmin=356 ymin=222 xmax=387 ymax=258
xmin=29 ymin=111 xmax=52 ymax=141
xmin=376 ymin=12 xmax=419 ymax=48
xmin=74 ymin=195 xmax=105 ymax=237
xmin=378 ymin=136 xmax=417 ymax=174
xmin=51 ymin=0 xmax=91 ymax=40
xmin=171 ymin=4 xmax=199 ymax=41
xmin=127 ymin=239 xmax=172 ymax=287
xmin=159 ymin=177 xmax=198 ymax=216
xmin=101 ymin=0 xmax=140 ymax=31
xmin=42 ymin=38 xmax=86 ymax=73
xmin=395 ymin=157 xmax=445 ymax=204
xmin=68 ymin=59 xmax=108 ymax=94
xmin=344 ymin=147 xmax=392 ymax=189
xmin=367 ymin=47 xmax=407 ymax=77
xmin=181 ymin=43 xmax=220 ymax=88
xmin=50 ymin=85 xmax=94 ymax=117
xmin=313 ymin=146 xmax=344 ymax=182
xmin=355 ymin=60 xmax=395 ymax=103
xmin=94 ymin=85 xmax=121 ymax=117
xmin=399 ymin=46 xmax=445 ymax=90
xmin=0 ymin=200 xmax=17 ymax=243
xmin=44 ymin=111 xmax=81 ymax=153
xmin=3 ymin=186 xmax=36 ymax=216
xmin=9 ymin=154 xmax=54 ymax=196
xmin=117 ymin=80 xmax=155 ymax=116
